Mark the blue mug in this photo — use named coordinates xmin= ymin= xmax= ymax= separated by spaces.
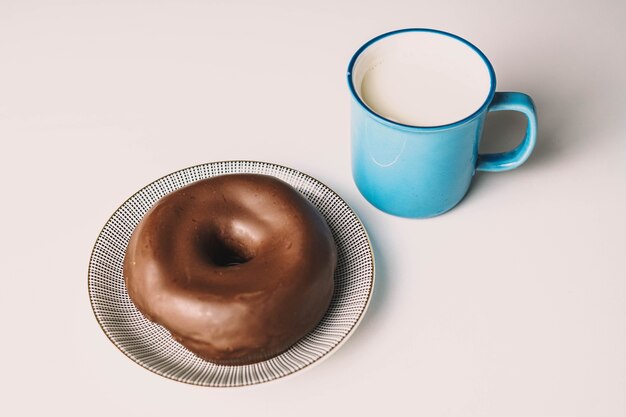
xmin=347 ymin=28 xmax=537 ymax=218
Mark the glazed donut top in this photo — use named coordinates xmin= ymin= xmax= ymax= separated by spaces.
xmin=124 ymin=173 xmax=337 ymax=365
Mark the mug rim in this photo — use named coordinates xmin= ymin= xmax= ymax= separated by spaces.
xmin=347 ymin=28 xmax=497 ymax=132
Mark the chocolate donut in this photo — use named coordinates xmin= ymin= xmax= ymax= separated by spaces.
xmin=123 ymin=174 xmax=337 ymax=365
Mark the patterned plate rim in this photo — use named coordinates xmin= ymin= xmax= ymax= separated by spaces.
xmin=88 ymin=160 xmax=375 ymax=387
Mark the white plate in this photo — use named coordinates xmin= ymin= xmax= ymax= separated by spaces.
xmin=88 ymin=161 xmax=375 ymax=387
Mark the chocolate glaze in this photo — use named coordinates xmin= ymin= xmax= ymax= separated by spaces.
xmin=123 ymin=174 xmax=337 ymax=365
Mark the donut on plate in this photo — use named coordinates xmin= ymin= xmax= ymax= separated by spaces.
xmin=123 ymin=173 xmax=337 ymax=365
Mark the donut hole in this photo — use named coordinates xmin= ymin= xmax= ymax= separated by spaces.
xmin=200 ymin=231 xmax=256 ymax=267
xmin=211 ymin=242 xmax=252 ymax=267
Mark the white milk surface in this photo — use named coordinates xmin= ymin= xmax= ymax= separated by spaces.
xmin=354 ymin=31 xmax=492 ymax=127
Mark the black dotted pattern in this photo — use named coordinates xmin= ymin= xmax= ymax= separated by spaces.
xmin=88 ymin=161 xmax=375 ymax=387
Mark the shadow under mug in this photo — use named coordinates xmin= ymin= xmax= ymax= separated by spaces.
xmin=347 ymin=28 xmax=537 ymax=218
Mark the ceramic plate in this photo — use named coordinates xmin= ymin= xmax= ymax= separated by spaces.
xmin=88 ymin=161 xmax=375 ymax=387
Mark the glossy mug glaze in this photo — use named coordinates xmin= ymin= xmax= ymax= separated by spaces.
xmin=348 ymin=28 xmax=537 ymax=218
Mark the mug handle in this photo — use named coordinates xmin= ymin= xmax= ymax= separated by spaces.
xmin=476 ymin=92 xmax=538 ymax=172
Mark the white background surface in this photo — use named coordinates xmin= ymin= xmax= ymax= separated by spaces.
xmin=1 ymin=0 xmax=625 ymax=416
